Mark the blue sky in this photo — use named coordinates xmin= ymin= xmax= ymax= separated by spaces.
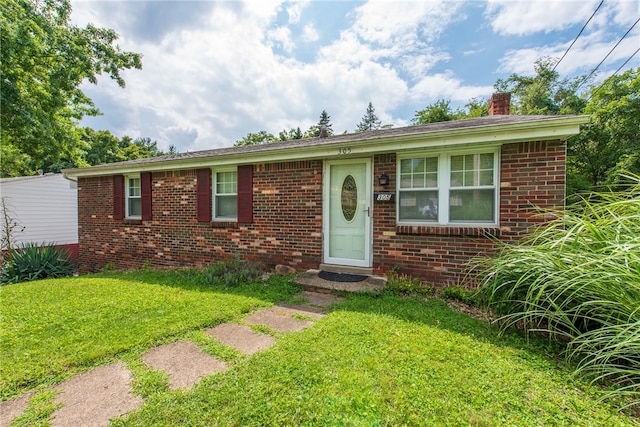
xmin=70 ymin=0 xmax=640 ymax=153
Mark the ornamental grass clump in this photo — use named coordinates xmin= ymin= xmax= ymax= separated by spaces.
xmin=476 ymin=177 xmax=640 ymax=409
xmin=0 ymin=243 xmax=76 ymax=285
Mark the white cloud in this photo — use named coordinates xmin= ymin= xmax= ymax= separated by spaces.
xmin=286 ymin=0 xmax=310 ymax=25
xmin=485 ymin=0 xmax=604 ymax=36
xmin=302 ymin=23 xmax=319 ymax=42
xmin=267 ymin=26 xmax=295 ymax=53
xmin=410 ymin=72 xmax=494 ymax=103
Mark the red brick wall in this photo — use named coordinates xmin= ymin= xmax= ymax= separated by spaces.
xmin=78 ymin=161 xmax=323 ymax=273
xmin=77 ymin=140 xmax=565 ymax=285
xmin=371 ymin=140 xmax=566 ymax=285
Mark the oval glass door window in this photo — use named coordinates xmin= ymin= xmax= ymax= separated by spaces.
xmin=341 ymin=175 xmax=358 ymax=222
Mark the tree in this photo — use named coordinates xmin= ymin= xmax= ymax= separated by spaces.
xmin=495 ymin=57 xmax=586 ymax=115
xmin=412 ymin=99 xmax=464 ymax=125
xmin=0 ymin=0 xmax=142 ymax=177
xmin=464 ymin=98 xmax=489 ymax=118
xmin=568 ymin=68 xmax=640 ymax=190
xmin=356 ymin=102 xmax=382 ymax=132
xmin=234 ymin=131 xmax=277 ymax=146
xmin=278 ymin=127 xmax=303 ymax=141
xmin=306 ymin=110 xmax=334 ymax=137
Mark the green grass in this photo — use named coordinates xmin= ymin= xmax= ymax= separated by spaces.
xmin=119 ymin=295 xmax=635 ymax=426
xmin=0 ymin=269 xmax=301 ymax=399
xmin=476 ymin=178 xmax=640 ymax=408
xmin=2 ymin=270 xmax=638 ymax=425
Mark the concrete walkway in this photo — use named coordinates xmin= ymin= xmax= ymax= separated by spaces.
xmin=0 ymin=291 xmax=343 ymax=427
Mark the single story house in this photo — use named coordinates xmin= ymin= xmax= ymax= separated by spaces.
xmin=63 ymin=94 xmax=587 ymax=285
xmin=0 ymin=173 xmax=79 ymax=258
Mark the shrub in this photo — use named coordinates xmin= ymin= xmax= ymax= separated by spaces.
xmin=0 ymin=243 xmax=76 ymax=285
xmin=385 ymin=267 xmax=433 ymax=297
xmin=439 ymin=285 xmax=477 ymax=305
xmin=203 ymin=257 xmax=266 ymax=287
xmin=475 ymin=177 xmax=640 ymax=408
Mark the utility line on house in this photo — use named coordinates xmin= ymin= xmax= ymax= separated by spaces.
xmin=586 ymin=47 xmax=640 ymax=101
xmin=576 ymin=16 xmax=640 ymax=91
xmin=552 ymin=0 xmax=604 ymax=72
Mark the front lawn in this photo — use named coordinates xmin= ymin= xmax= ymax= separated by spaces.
xmin=0 ymin=269 xmax=300 ymax=399
xmin=1 ymin=270 xmax=637 ymax=425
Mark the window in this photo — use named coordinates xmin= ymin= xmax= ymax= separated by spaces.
xmin=449 ymin=153 xmax=495 ymax=223
xmin=399 ymin=157 xmax=439 ymax=222
xmin=213 ymin=170 xmax=237 ymax=220
xmin=397 ymin=150 xmax=498 ymax=225
xmin=125 ymin=175 xmax=141 ymax=218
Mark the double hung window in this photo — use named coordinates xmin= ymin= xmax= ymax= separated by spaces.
xmin=213 ymin=170 xmax=237 ymax=220
xmin=397 ymin=150 xmax=498 ymax=225
xmin=125 ymin=175 xmax=141 ymax=218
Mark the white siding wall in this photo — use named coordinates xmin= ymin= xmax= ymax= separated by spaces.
xmin=0 ymin=174 xmax=78 ymax=246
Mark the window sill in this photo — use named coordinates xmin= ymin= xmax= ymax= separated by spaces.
xmin=210 ymin=221 xmax=239 ymax=229
xmin=123 ymin=218 xmax=142 ymax=225
xmin=396 ymin=224 xmax=500 ymax=237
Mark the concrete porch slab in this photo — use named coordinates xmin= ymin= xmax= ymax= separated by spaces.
xmin=295 ymin=269 xmax=386 ymax=294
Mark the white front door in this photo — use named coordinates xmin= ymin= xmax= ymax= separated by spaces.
xmin=323 ymin=159 xmax=372 ymax=267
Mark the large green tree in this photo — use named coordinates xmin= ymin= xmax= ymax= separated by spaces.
xmin=569 ymin=68 xmax=640 ymax=190
xmin=495 ymin=57 xmax=586 ymax=115
xmin=0 ymin=0 xmax=142 ymax=177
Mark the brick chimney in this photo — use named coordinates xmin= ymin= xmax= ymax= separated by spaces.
xmin=489 ymin=92 xmax=511 ymax=116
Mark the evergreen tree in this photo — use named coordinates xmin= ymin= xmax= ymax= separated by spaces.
xmin=306 ymin=110 xmax=334 ymax=137
xmin=356 ymin=102 xmax=382 ymax=132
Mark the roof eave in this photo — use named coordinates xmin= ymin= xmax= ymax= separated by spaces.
xmin=63 ymin=115 xmax=588 ymax=179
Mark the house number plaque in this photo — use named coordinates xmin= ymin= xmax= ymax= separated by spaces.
xmin=374 ymin=192 xmax=396 ymax=202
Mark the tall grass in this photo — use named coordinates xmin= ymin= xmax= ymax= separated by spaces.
xmin=476 ymin=176 xmax=640 ymax=409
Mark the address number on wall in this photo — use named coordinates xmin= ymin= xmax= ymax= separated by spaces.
xmin=338 ymin=147 xmax=352 ymax=155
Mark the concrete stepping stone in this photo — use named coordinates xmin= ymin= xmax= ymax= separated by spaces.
xmin=297 ymin=290 xmax=345 ymax=308
xmin=245 ymin=306 xmax=315 ymax=332
xmin=0 ymin=391 xmax=34 ymax=427
xmin=51 ymin=362 xmax=143 ymax=427
xmin=207 ymin=323 xmax=276 ymax=355
xmin=142 ymin=340 xmax=227 ymax=389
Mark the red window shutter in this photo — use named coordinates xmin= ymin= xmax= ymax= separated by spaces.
xmin=141 ymin=172 xmax=152 ymax=220
xmin=113 ymin=175 xmax=124 ymax=220
xmin=196 ymin=168 xmax=212 ymax=222
xmin=237 ymin=165 xmax=253 ymax=224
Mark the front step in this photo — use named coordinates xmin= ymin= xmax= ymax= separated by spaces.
xmin=295 ymin=269 xmax=386 ymax=294
xmin=318 ymin=264 xmax=373 ymax=276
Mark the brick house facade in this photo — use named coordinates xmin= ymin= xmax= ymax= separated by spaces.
xmin=65 ymin=100 xmax=586 ymax=286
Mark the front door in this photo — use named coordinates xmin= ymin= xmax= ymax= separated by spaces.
xmin=323 ymin=159 xmax=372 ymax=267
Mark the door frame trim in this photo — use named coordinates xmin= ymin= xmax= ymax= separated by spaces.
xmin=322 ymin=158 xmax=373 ymax=268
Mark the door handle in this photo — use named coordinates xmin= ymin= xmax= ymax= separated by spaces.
xmin=363 ymin=206 xmax=370 ymax=217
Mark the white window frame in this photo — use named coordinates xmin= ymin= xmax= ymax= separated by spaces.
xmin=397 ymin=148 xmax=500 ymax=226
xmin=212 ymin=169 xmax=237 ymax=221
xmin=125 ymin=174 xmax=141 ymax=219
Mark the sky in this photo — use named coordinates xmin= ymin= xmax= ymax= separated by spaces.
xmin=70 ymin=0 xmax=640 ymax=153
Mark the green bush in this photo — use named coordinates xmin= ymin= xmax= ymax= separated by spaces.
xmin=439 ymin=285 xmax=477 ymax=305
xmin=475 ymin=177 xmax=640 ymax=408
xmin=0 ymin=243 xmax=75 ymax=285
xmin=203 ymin=257 xmax=266 ymax=287
xmin=385 ymin=267 xmax=433 ymax=297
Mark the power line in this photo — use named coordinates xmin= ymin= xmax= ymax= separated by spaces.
xmin=587 ymin=47 xmax=640 ymax=101
xmin=576 ymin=17 xmax=640 ymax=91
xmin=553 ymin=0 xmax=604 ymax=72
